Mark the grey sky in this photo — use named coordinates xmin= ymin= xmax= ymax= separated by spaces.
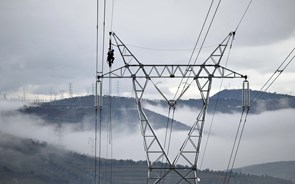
xmin=0 ymin=0 xmax=295 ymax=99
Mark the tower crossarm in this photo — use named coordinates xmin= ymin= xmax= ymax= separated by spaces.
xmin=97 ymin=64 xmax=247 ymax=80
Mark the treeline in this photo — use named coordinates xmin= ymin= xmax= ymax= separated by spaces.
xmin=0 ymin=132 xmax=292 ymax=184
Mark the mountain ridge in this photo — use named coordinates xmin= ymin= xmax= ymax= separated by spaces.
xmin=18 ymin=89 xmax=295 ymax=130
xmin=0 ymin=131 xmax=292 ymax=184
xmin=234 ymin=161 xmax=295 ymax=184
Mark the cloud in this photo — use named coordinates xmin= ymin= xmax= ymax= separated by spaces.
xmin=0 ymin=0 xmax=96 ymax=95
xmin=144 ymin=103 xmax=295 ymax=170
xmin=0 ymin=0 xmax=294 ymax=98
xmin=0 ymin=101 xmax=295 ymax=171
xmin=201 ymin=109 xmax=295 ymax=170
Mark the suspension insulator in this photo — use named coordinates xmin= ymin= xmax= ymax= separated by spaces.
xmin=242 ymin=80 xmax=250 ymax=108
xmin=107 ymin=32 xmax=114 ymax=67
xmin=107 ymin=49 xmax=114 ymax=67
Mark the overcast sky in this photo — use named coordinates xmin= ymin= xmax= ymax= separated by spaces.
xmin=0 ymin=0 xmax=295 ymax=100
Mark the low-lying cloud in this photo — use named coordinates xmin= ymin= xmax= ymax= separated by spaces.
xmin=0 ymin=101 xmax=294 ymax=171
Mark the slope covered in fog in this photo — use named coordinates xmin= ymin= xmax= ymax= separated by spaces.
xmin=0 ymin=132 xmax=292 ymax=184
xmin=151 ymin=89 xmax=295 ymax=114
xmin=234 ymin=161 xmax=295 ymax=184
xmin=19 ymin=90 xmax=295 ymax=131
xmin=19 ymin=95 xmax=190 ymax=131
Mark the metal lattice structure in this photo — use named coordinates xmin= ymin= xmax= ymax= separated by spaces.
xmin=97 ymin=32 xmax=247 ymax=184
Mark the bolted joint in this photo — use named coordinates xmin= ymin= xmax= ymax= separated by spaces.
xmin=170 ymin=164 xmax=176 ymax=169
xmin=168 ymin=100 xmax=176 ymax=108
xmin=97 ymin=75 xmax=102 ymax=82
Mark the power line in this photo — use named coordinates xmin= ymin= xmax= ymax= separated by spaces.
xmin=107 ymin=68 xmax=113 ymax=184
xmin=94 ymin=0 xmax=100 ymax=183
xmin=110 ymin=0 xmax=115 ymax=32
xmin=223 ymin=80 xmax=250 ymax=184
xmin=95 ymin=0 xmax=108 ymax=182
xmin=251 ymin=47 xmax=295 ymax=106
xmin=173 ymin=0 xmax=215 ymax=100
xmin=105 ymin=0 xmax=115 ymax=182
xmin=235 ymin=0 xmax=253 ymax=32
xmin=174 ymin=0 xmax=223 ymax=101
xmin=223 ymin=47 xmax=295 ymax=184
xmin=225 ymin=109 xmax=249 ymax=184
xmin=199 ymin=45 xmax=233 ymax=172
xmin=192 ymin=0 xmax=222 ymax=66
xmin=223 ymin=108 xmax=248 ymax=184
xmin=202 ymin=1 xmax=254 ymax=182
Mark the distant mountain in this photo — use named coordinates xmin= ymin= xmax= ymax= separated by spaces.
xmin=208 ymin=89 xmax=295 ymax=114
xmin=19 ymin=90 xmax=295 ymax=130
xmin=19 ymin=95 xmax=190 ymax=131
xmin=234 ymin=161 xmax=295 ymax=184
xmin=0 ymin=132 xmax=292 ymax=184
xmin=150 ymin=89 xmax=295 ymax=114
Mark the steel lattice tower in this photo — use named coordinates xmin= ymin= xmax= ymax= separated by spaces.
xmin=97 ymin=32 xmax=248 ymax=184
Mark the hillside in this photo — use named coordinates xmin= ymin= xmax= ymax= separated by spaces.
xmin=148 ymin=89 xmax=295 ymax=114
xmin=0 ymin=132 xmax=292 ymax=184
xmin=209 ymin=89 xmax=295 ymax=113
xmin=19 ymin=95 xmax=190 ymax=131
xmin=234 ymin=161 xmax=295 ymax=184
xmin=18 ymin=90 xmax=295 ymax=132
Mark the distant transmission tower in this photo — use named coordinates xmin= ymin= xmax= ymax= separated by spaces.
xmin=60 ymin=90 xmax=65 ymax=99
xmin=92 ymin=83 xmax=95 ymax=96
xmin=69 ymin=83 xmax=73 ymax=98
xmin=116 ymin=80 xmax=120 ymax=96
xmin=50 ymin=88 xmax=53 ymax=102
xmin=97 ymin=32 xmax=248 ymax=184
xmin=23 ymin=88 xmax=26 ymax=101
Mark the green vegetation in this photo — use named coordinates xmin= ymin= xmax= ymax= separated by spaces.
xmin=235 ymin=161 xmax=295 ymax=184
xmin=19 ymin=90 xmax=295 ymax=132
xmin=0 ymin=132 xmax=292 ymax=184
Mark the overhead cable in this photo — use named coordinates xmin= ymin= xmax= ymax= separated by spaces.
xmin=108 ymin=67 xmax=113 ymax=184
xmin=223 ymin=108 xmax=248 ymax=184
xmin=199 ymin=45 xmax=233 ymax=172
xmin=110 ymin=0 xmax=115 ymax=32
xmin=235 ymin=0 xmax=253 ymax=32
xmin=175 ymin=0 xmax=223 ymax=100
xmin=251 ymin=47 xmax=295 ymax=107
xmin=224 ymin=47 xmax=295 ymax=184
xmin=94 ymin=0 xmax=100 ymax=182
xmin=173 ymin=0 xmax=216 ymax=100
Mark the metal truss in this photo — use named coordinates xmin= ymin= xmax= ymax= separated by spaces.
xmin=97 ymin=32 xmax=247 ymax=184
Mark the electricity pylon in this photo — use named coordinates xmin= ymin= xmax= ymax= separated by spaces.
xmin=97 ymin=32 xmax=248 ymax=184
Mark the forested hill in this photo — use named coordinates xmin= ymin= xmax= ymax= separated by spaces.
xmin=0 ymin=132 xmax=292 ymax=184
xmin=162 ymin=89 xmax=295 ymax=114
xmin=209 ymin=89 xmax=295 ymax=113
xmin=18 ymin=90 xmax=295 ymax=130
xmin=19 ymin=95 xmax=190 ymax=131
xmin=234 ymin=161 xmax=295 ymax=184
